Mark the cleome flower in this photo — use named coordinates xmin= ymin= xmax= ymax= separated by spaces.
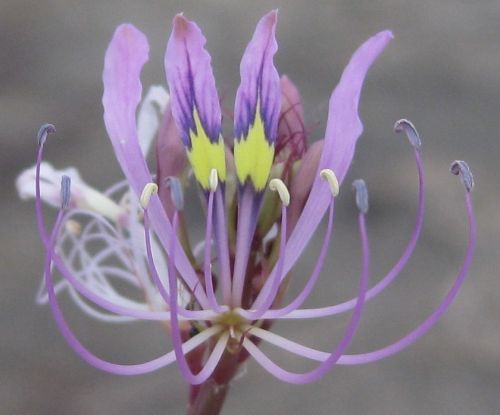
xmin=19 ymin=9 xmax=476 ymax=399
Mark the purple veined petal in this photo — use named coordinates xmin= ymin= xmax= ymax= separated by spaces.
xmin=233 ymin=10 xmax=281 ymax=191
xmin=165 ymin=14 xmax=221 ymax=145
xmin=156 ymin=103 xmax=187 ymax=219
xmin=102 ymin=24 xmax=208 ymax=307
xmin=165 ymin=14 xmax=226 ymax=190
xmin=287 ymin=139 xmax=324 ymax=234
xmin=275 ymin=75 xmax=307 ymax=163
xmin=258 ymin=30 xmax=393 ymax=300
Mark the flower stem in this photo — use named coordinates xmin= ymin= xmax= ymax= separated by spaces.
xmin=187 ymin=350 xmax=240 ymax=415
xmin=187 ymin=379 xmax=229 ymax=415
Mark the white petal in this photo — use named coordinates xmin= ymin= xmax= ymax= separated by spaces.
xmin=137 ymin=85 xmax=170 ymax=156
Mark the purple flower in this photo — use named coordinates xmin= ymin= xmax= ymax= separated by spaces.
xmin=18 ymin=9 xmax=475 ymax=405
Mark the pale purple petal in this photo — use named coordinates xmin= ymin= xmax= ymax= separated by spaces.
xmin=103 ymin=24 xmax=152 ymax=190
xmin=274 ymin=30 xmax=393 ymax=281
xmin=165 ymin=14 xmax=221 ymax=145
xmin=102 ymin=24 xmax=207 ymax=307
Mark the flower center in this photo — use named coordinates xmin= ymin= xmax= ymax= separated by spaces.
xmin=215 ymin=310 xmax=248 ymax=333
xmin=214 ymin=310 xmax=248 ymax=352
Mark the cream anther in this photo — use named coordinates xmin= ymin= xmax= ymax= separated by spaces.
xmin=269 ymin=178 xmax=290 ymax=206
xmin=209 ymin=168 xmax=218 ymax=192
xmin=140 ymin=183 xmax=158 ymax=209
xmin=320 ymin=169 xmax=340 ymax=197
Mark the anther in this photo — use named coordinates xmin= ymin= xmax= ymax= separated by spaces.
xmin=140 ymin=183 xmax=158 ymax=209
xmin=450 ymin=160 xmax=474 ymax=193
xmin=394 ymin=119 xmax=421 ymax=150
xmin=209 ymin=169 xmax=218 ymax=192
xmin=37 ymin=123 xmax=56 ymax=147
xmin=269 ymin=178 xmax=290 ymax=206
xmin=60 ymin=175 xmax=71 ymax=210
xmin=320 ymin=169 xmax=340 ymax=197
xmin=352 ymin=179 xmax=369 ymax=214
xmin=165 ymin=176 xmax=184 ymax=211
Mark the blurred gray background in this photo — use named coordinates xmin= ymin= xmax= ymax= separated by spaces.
xmin=1 ymin=0 xmax=499 ymax=414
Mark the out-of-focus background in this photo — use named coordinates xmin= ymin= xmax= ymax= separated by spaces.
xmin=2 ymin=0 xmax=499 ymax=414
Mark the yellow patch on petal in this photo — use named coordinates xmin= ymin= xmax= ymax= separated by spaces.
xmin=234 ymin=104 xmax=275 ymax=191
xmin=187 ymin=110 xmax=226 ymax=190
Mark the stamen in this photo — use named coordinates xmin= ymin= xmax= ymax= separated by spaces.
xmin=41 ymin=207 xmax=215 ymax=321
xmin=320 ymin=169 xmax=339 ymax=197
xmin=269 ymin=178 xmax=290 ymax=206
xmin=60 ymin=175 xmax=71 ymax=210
xmin=232 ymin=187 xmax=264 ymax=306
xmin=203 ymin=187 xmax=222 ymax=311
xmin=143 ymin=211 xmax=212 ymax=319
xmin=271 ymin=126 xmax=426 ymax=320
xmin=255 ymin=168 xmax=475 ymax=371
xmin=394 ymin=118 xmax=421 ymax=150
xmin=352 ymin=179 xmax=368 ymax=214
xmin=167 ymin=212 xmax=228 ymax=384
xmin=251 ymin=168 xmax=338 ymax=312
xmin=213 ymin=189 xmax=232 ymax=304
xmin=43 ymin=205 xmax=221 ymax=375
xmin=35 ymin=124 xmax=58 ymax=244
xmin=37 ymin=123 xmax=56 ymax=147
xmin=240 ymin=195 xmax=288 ymax=320
xmin=242 ymin=206 xmax=371 ymax=384
xmin=253 ymin=199 xmax=335 ymax=318
xmin=229 ymin=325 xmax=236 ymax=339
xmin=209 ymin=168 xmax=218 ymax=192
xmin=450 ymin=160 xmax=474 ymax=193
xmin=139 ymin=183 xmax=158 ymax=209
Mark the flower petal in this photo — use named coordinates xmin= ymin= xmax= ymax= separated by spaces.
xmin=275 ymin=75 xmax=307 ymax=163
xmin=320 ymin=30 xmax=394 ymax=180
xmin=260 ymin=30 xmax=393 ymax=296
xmin=137 ymin=85 xmax=170 ymax=156
xmin=287 ymin=30 xmax=393 ymax=261
xmin=233 ymin=10 xmax=281 ymax=191
xmin=165 ymin=14 xmax=225 ymax=190
xmin=16 ymin=162 xmax=124 ymax=222
xmin=156 ymin=104 xmax=188 ymax=218
xmin=102 ymin=24 xmax=152 ymax=191
xmin=102 ymin=24 xmax=208 ymax=307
